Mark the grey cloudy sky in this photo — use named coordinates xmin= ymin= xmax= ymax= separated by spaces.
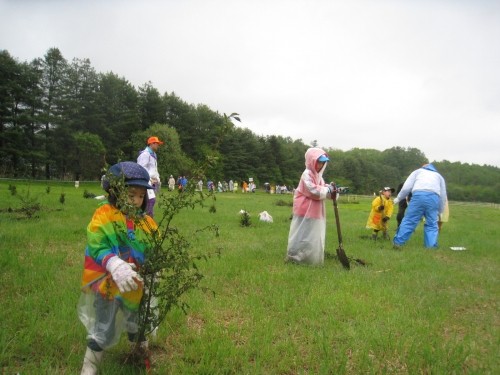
xmin=1 ymin=0 xmax=499 ymax=167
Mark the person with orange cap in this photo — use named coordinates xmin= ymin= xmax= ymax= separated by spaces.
xmin=137 ymin=136 xmax=164 ymax=217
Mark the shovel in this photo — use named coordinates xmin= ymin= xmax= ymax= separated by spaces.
xmin=332 ymin=196 xmax=351 ymax=269
xmin=331 ymin=193 xmax=368 ymax=268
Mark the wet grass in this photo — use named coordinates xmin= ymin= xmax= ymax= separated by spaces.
xmin=0 ymin=180 xmax=498 ymax=373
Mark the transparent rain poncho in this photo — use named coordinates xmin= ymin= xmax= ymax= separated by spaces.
xmin=78 ymin=291 xmax=139 ymax=349
xmin=286 ymin=148 xmax=333 ymax=265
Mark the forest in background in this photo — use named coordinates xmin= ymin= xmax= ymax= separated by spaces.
xmin=1 ymin=48 xmax=499 ymax=203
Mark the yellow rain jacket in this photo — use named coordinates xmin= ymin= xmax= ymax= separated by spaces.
xmin=366 ymin=195 xmax=394 ymax=231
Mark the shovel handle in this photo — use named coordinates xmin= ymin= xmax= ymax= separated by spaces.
xmin=333 ymin=199 xmax=343 ymax=245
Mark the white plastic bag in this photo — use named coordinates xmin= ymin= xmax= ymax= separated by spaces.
xmin=259 ymin=211 xmax=273 ymax=223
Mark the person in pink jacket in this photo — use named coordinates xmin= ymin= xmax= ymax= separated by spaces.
xmin=286 ymin=147 xmax=336 ymax=265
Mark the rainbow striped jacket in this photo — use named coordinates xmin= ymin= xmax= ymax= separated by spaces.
xmin=80 ymin=201 xmax=158 ymax=311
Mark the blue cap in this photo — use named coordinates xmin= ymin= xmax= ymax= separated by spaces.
xmin=318 ymin=154 xmax=329 ymax=162
xmin=102 ymin=161 xmax=153 ymax=192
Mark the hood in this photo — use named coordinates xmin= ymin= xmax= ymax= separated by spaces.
xmin=421 ymin=163 xmax=438 ymax=172
xmin=305 ymin=147 xmax=328 ymax=173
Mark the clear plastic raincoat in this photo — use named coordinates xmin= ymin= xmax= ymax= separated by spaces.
xmin=286 ymin=148 xmax=334 ymax=265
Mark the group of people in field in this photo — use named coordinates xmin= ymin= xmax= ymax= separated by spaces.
xmin=78 ymin=140 xmax=448 ymax=374
xmin=204 ymin=179 xmax=256 ymax=193
xmin=364 ymin=164 xmax=448 ymax=249
xmin=285 ymin=147 xmax=448 ymax=265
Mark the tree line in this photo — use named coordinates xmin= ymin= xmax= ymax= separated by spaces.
xmin=1 ymin=48 xmax=499 ymax=203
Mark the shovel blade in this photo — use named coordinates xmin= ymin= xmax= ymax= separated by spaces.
xmin=336 ymin=246 xmax=350 ymax=270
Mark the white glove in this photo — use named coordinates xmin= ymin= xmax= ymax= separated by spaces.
xmin=393 ymin=198 xmax=399 ymax=205
xmin=106 ymin=256 xmax=142 ymax=293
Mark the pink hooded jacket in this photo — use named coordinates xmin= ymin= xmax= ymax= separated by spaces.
xmin=293 ymin=147 xmax=331 ymax=219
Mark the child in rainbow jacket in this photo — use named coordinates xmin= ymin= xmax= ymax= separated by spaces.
xmin=78 ymin=162 xmax=158 ymax=375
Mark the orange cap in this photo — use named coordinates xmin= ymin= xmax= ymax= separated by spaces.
xmin=147 ymin=136 xmax=164 ymax=145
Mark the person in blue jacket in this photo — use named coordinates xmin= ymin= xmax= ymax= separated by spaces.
xmin=392 ymin=163 xmax=447 ymax=249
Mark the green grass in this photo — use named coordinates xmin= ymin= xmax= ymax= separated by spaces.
xmin=0 ymin=181 xmax=499 ymax=374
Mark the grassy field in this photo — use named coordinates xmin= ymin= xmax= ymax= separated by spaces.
xmin=0 ymin=180 xmax=498 ymax=374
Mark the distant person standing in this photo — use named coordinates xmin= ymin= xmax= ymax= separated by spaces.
xmin=249 ymin=181 xmax=256 ymax=193
xmin=207 ymin=179 xmax=214 ymax=192
xmin=180 ymin=176 xmax=188 ymax=191
xmin=137 ymin=136 xmax=164 ymax=217
xmin=168 ymin=175 xmax=176 ymax=191
xmin=393 ymin=163 xmax=448 ymax=249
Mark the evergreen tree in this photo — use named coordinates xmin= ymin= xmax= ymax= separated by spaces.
xmin=96 ymin=72 xmax=140 ymax=163
xmin=1 ymin=48 xmax=499 ymax=202
xmin=138 ymin=82 xmax=166 ymax=130
xmin=40 ymin=47 xmax=67 ymax=178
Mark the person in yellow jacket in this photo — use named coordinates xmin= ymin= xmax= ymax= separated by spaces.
xmin=366 ymin=187 xmax=395 ymax=240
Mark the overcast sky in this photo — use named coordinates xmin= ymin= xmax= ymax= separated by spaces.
xmin=1 ymin=0 xmax=499 ymax=167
